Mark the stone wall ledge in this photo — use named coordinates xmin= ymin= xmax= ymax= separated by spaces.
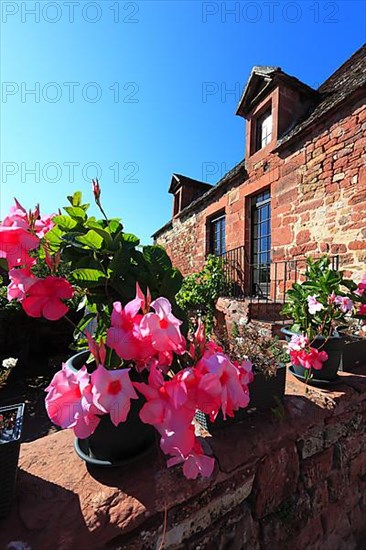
xmin=1 ymin=366 xmax=366 ymax=550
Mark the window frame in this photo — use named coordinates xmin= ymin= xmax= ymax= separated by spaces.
xmin=208 ymin=212 xmax=226 ymax=257
xmin=255 ymin=108 xmax=273 ymax=152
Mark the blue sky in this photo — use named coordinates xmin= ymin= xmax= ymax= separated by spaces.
xmin=1 ymin=0 xmax=365 ymax=243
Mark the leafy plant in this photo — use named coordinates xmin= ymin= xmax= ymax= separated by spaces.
xmin=176 ymin=254 xmax=226 ymax=335
xmin=36 ymin=191 xmax=186 ymax=345
xmin=281 ymin=256 xmax=352 ymax=339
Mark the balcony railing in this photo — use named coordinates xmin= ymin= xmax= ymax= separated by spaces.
xmin=219 ymin=247 xmax=340 ymax=304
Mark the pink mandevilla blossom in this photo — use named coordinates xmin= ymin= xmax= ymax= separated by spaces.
xmin=135 ymin=365 xmax=215 ymax=479
xmin=355 ymin=274 xmax=366 ymax=296
xmin=197 ymin=350 xmax=252 ymax=420
xmin=7 ymin=267 xmax=37 ymax=301
xmin=288 ymin=333 xmax=309 ymax=352
xmin=167 ymin=441 xmax=215 ymax=480
xmin=335 ymin=295 xmax=354 ymax=313
xmin=22 ymin=275 xmax=74 ymax=321
xmin=106 ymin=295 xmax=154 ymax=362
xmin=290 ymin=347 xmax=328 ymax=371
xmin=34 ymin=214 xmax=55 ymax=238
xmin=45 ymin=364 xmax=100 ymax=438
xmin=307 ymin=295 xmax=324 ymax=315
xmin=91 ymin=365 xmax=138 ymax=426
xmin=139 ymin=297 xmax=186 ymax=354
xmin=2 ymin=199 xmax=29 ymax=230
xmin=0 ymin=226 xmax=39 ymax=268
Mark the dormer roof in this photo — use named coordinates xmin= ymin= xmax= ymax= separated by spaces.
xmin=236 ymin=66 xmax=319 ymax=118
xmin=168 ymin=173 xmax=212 ymax=194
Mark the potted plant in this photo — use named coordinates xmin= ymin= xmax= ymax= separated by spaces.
xmin=336 ymin=273 xmax=366 ymax=370
xmin=281 ymin=256 xmax=357 ymax=385
xmin=196 ymin=324 xmax=287 ymax=432
xmin=0 ymin=183 xmax=255 ymax=480
xmin=0 ymin=403 xmax=25 ymax=517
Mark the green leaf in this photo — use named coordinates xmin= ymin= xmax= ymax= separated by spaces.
xmin=123 ymin=233 xmax=140 ymax=248
xmin=64 ymin=206 xmax=87 ymax=221
xmin=143 ymin=245 xmax=172 ymax=273
xmin=76 ymin=230 xmax=103 ymax=250
xmin=53 ymin=215 xmax=77 ymax=231
xmin=85 ymin=220 xmax=113 ymax=248
xmin=44 ymin=226 xmax=64 ymax=249
xmin=109 ymin=219 xmax=123 ymax=235
xmin=67 ymin=191 xmax=82 ymax=207
xmin=0 ymin=258 xmax=8 ymax=271
xmin=75 ymin=312 xmax=96 ymax=334
xmin=109 ymin=246 xmax=131 ymax=277
xmin=161 ymin=268 xmax=183 ymax=298
xmin=71 ymin=268 xmax=106 ymax=287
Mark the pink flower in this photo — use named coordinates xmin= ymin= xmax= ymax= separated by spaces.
xmin=140 ymin=297 xmax=186 ymax=353
xmin=7 ymin=267 xmax=37 ymax=301
xmin=167 ymin=441 xmax=215 ymax=479
xmin=355 ymin=274 xmax=366 ymax=296
xmin=106 ymin=298 xmax=154 ymax=362
xmin=290 ymin=347 xmax=328 ymax=371
xmin=0 ymin=226 xmax=39 ymax=268
xmin=335 ymin=295 xmax=354 ymax=313
xmin=288 ymin=333 xmax=309 ymax=352
xmin=2 ymin=199 xmax=29 ymax=230
xmin=91 ymin=365 xmax=138 ymax=426
xmin=307 ymin=295 xmax=324 ymax=315
xmin=34 ymin=214 xmax=55 ymax=237
xmin=135 ymin=365 xmax=215 ymax=479
xmin=86 ymin=333 xmax=107 ymax=366
xmin=189 ymin=318 xmax=206 ymax=360
xmin=197 ymin=351 xmax=251 ymax=420
xmin=22 ymin=276 xmax=74 ymax=320
xmin=45 ymin=364 xmax=100 ymax=438
xmin=357 ymin=304 xmax=366 ymax=316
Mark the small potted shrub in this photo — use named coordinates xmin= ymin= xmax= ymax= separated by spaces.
xmin=337 ymin=273 xmax=366 ymax=369
xmin=195 ymin=323 xmax=288 ymax=432
xmin=0 ymin=403 xmax=25 ymax=517
xmin=281 ymin=256 xmax=358 ymax=385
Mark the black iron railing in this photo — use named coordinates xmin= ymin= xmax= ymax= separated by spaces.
xmin=271 ymin=254 xmax=340 ymax=303
xmin=218 ymin=248 xmax=340 ymax=304
xmin=220 ymin=246 xmax=246 ymax=299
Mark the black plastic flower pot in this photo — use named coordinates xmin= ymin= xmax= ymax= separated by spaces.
xmin=281 ymin=327 xmax=344 ymax=382
xmin=66 ymin=351 xmax=156 ymax=466
xmin=336 ymin=326 xmax=366 ymax=371
xmin=0 ymin=403 xmax=25 ymax=518
xmin=195 ymin=364 xmax=286 ymax=433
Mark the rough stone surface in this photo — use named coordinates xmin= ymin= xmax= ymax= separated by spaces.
xmin=1 ymin=366 xmax=366 ymax=549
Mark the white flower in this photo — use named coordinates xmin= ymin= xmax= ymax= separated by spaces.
xmin=1 ymin=357 xmax=18 ymax=370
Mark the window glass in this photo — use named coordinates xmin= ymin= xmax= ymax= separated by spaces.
xmin=209 ymin=215 xmax=226 ymax=256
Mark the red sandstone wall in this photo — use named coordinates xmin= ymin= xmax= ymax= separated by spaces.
xmin=156 ymin=94 xmax=365 ymax=281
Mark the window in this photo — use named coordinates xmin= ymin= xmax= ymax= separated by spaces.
xmin=251 ymin=190 xmax=271 ymax=296
xmin=256 ymin=108 xmax=272 ymax=151
xmin=209 ymin=214 xmax=226 ymax=256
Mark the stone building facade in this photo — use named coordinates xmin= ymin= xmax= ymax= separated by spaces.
xmin=153 ymin=44 xmax=366 ymax=301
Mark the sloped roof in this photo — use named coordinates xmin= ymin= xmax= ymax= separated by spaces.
xmin=152 ymin=159 xmax=247 ymax=238
xmin=168 ymin=173 xmax=212 ymax=194
xmin=236 ymin=66 xmax=318 ymax=117
xmin=276 ymin=43 xmax=366 ymax=148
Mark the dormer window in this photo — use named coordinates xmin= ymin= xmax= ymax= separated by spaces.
xmin=256 ymin=108 xmax=272 ymax=151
